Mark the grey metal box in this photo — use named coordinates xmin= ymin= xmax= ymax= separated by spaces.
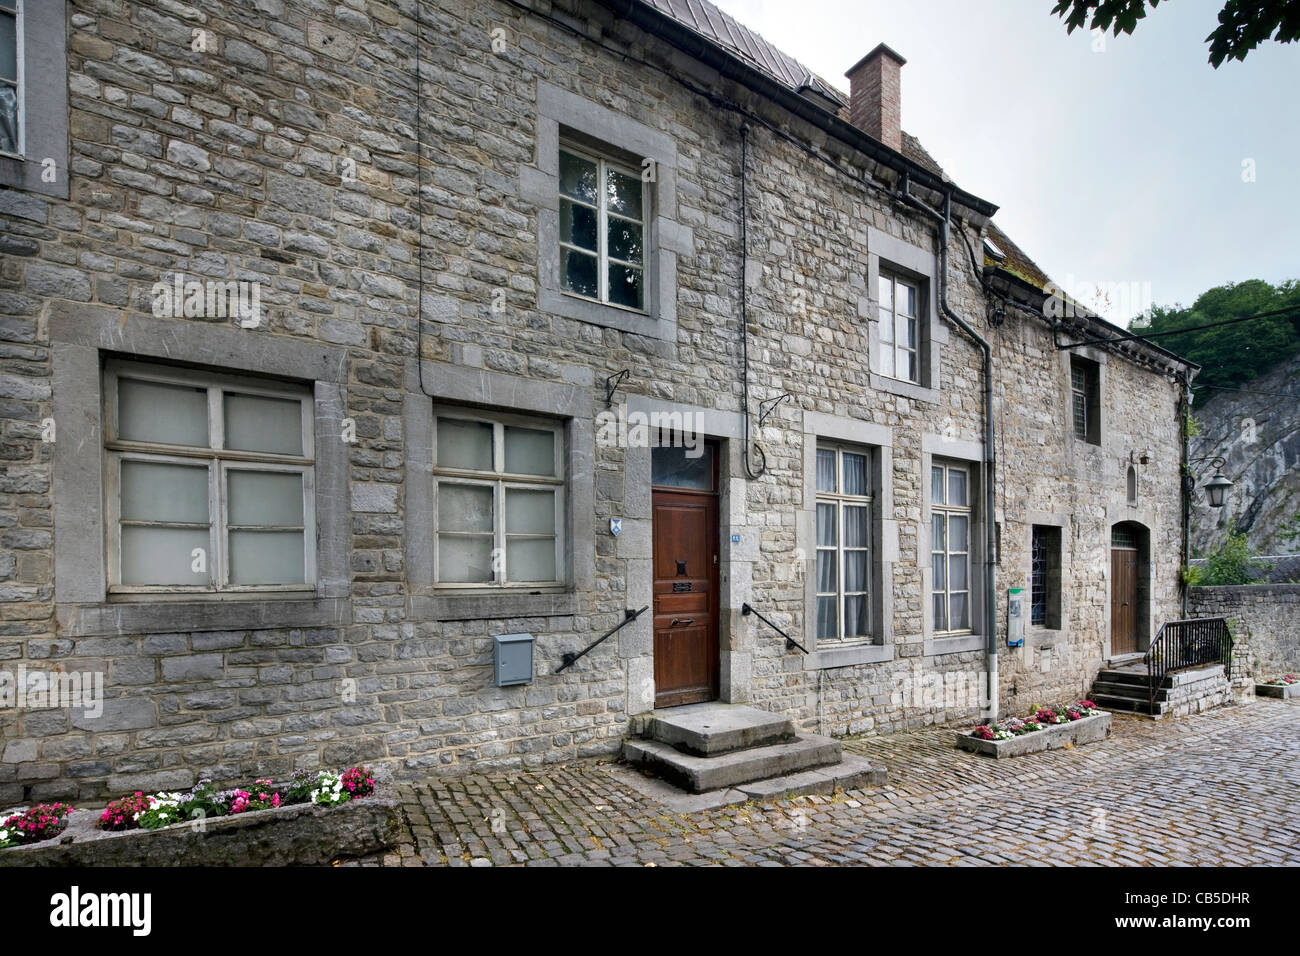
xmin=494 ymin=632 xmax=534 ymax=686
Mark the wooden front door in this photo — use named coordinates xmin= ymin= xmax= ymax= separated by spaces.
xmin=651 ymin=446 xmax=719 ymax=709
xmin=1111 ymin=545 xmax=1139 ymax=655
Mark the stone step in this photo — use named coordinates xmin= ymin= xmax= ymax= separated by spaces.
xmin=623 ymin=733 xmax=842 ymax=793
xmin=645 ymin=702 xmax=795 ymax=756
xmin=1089 ymin=693 xmax=1169 ymax=717
xmin=1095 ymin=662 xmax=1226 ymax=689
xmin=1091 ymin=680 xmax=1173 ymax=702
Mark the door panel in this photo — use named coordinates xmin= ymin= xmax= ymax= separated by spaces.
xmin=1111 ymin=547 xmax=1138 ymax=655
xmin=652 ymin=491 xmax=718 ymax=708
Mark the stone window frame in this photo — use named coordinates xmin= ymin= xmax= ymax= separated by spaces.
xmin=405 ymin=360 xmax=594 ymax=622
xmin=50 ymin=309 xmax=352 ymax=637
xmin=800 ymin=412 xmax=895 ymax=670
xmin=864 ymin=225 xmax=946 ymax=404
xmin=1068 ymin=352 xmax=1103 ymax=445
xmin=1024 ymin=513 xmax=1071 ymax=646
xmin=0 ymin=0 xmax=69 ymax=199
xmin=521 ymin=80 xmax=689 ymax=343
xmin=921 ymin=434 xmax=984 ymax=656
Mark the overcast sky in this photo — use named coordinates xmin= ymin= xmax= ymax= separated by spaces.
xmin=710 ymin=0 xmax=1300 ymax=325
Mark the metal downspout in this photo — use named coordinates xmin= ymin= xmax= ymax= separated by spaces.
xmin=899 ymin=177 xmax=999 ymax=722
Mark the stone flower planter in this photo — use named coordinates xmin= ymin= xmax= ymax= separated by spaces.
xmin=0 ymin=788 xmax=403 ymax=867
xmin=955 ymin=712 xmax=1113 ymax=758
xmin=1255 ymin=682 xmax=1300 ymax=700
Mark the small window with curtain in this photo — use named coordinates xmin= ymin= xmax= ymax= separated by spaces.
xmin=103 ymin=361 xmax=315 ymax=593
xmin=815 ymin=442 xmax=873 ymax=643
xmin=931 ymin=461 xmax=972 ymax=633
xmin=433 ymin=408 xmax=565 ymax=588
xmin=558 ymin=145 xmax=646 ymax=311
xmin=0 ymin=0 xmax=19 ymax=154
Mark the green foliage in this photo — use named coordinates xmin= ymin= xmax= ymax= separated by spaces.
xmin=1183 ymin=411 xmax=1203 ymax=438
xmin=1129 ymin=279 xmax=1300 ymax=392
xmin=1278 ymin=512 xmax=1300 ymax=546
xmin=1196 ymin=529 xmax=1273 ymax=585
xmin=1051 ymin=0 xmax=1300 ymax=66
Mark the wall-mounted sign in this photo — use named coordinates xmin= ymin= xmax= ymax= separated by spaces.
xmin=610 ymin=518 xmax=622 ymax=536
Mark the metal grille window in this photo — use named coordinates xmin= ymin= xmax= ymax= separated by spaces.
xmin=104 ymin=361 xmax=316 ymax=593
xmin=815 ymin=443 xmax=872 ymax=642
xmin=1031 ymin=524 xmax=1063 ymax=629
xmin=877 ymin=272 xmax=920 ymax=383
xmin=433 ymin=409 xmax=565 ymax=588
xmin=0 ymin=0 xmax=19 ymax=154
xmin=558 ymin=146 xmax=646 ymax=311
xmin=931 ymin=462 xmax=971 ymax=633
xmin=1070 ymin=356 xmax=1100 ymax=444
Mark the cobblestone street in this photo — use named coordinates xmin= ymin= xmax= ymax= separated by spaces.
xmin=349 ymin=697 xmax=1300 ymax=867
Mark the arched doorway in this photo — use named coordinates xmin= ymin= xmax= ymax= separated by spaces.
xmin=1110 ymin=522 xmax=1150 ymax=655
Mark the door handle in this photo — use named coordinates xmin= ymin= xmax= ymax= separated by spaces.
xmin=670 ymin=618 xmax=694 ymax=627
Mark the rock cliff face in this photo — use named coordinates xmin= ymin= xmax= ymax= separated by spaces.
xmin=1190 ymin=352 xmax=1300 ymax=555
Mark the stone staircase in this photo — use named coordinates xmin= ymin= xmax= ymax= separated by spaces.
xmin=1089 ymin=659 xmax=1232 ymax=719
xmin=622 ymin=702 xmax=885 ymax=796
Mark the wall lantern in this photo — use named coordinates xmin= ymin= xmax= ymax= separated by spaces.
xmin=1190 ymin=455 xmax=1233 ymax=509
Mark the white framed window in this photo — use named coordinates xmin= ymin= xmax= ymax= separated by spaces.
xmin=0 ymin=0 xmax=20 ymax=156
xmin=877 ymin=271 xmax=920 ymax=384
xmin=433 ymin=408 xmax=565 ymax=588
xmin=815 ymin=442 xmax=872 ymax=642
xmin=558 ymin=144 xmax=646 ymax=312
xmin=931 ymin=461 xmax=971 ymax=633
xmin=103 ymin=360 xmax=316 ymax=594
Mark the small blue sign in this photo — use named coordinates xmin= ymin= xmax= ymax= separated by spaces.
xmin=731 ymin=533 xmax=741 ymax=544
xmin=610 ymin=518 xmax=622 ymax=537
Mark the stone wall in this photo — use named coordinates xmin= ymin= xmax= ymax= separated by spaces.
xmin=0 ymin=0 xmax=1189 ymax=802
xmin=1189 ymin=585 xmax=1300 ymax=687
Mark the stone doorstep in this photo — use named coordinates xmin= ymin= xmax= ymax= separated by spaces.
xmin=1254 ymin=682 xmax=1300 ymax=699
xmin=605 ymin=754 xmax=885 ymax=813
xmin=645 ymin=702 xmax=796 ymax=756
xmin=954 ymin=712 xmax=1114 ymax=758
xmin=623 ymin=733 xmax=842 ymax=793
xmin=0 ymin=790 xmax=404 ymax=867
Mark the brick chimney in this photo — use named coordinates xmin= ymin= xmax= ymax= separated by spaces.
xmin=845 ymin=43 xmax=906 ymax=153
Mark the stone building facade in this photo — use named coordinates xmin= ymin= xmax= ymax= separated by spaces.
xmin=0 ymin=0 xmax=1195 ymax=802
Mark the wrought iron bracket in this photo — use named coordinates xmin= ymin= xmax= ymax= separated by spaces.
xmin=742 ymin=602 xmax=808 ymax=654
xmin=757 ymin=393 xmax=792 ymax=429
xmin=604 ymin=369 xmax=631 ymax=409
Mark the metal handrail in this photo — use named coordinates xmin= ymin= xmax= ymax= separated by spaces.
xmin=1144 ymin=617 xmax=1232 ymax=710
xmin=741 ymin=602 xmax=808 ymax=654
xmin=557 ymin=605 xmax=649 ymax=673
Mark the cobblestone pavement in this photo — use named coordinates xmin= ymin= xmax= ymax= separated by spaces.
xmin=345 ymin=698 xmax=1300 ymax=866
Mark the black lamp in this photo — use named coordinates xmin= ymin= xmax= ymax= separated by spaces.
xmin=1203 ymin=470 xmax=1233 ymax=509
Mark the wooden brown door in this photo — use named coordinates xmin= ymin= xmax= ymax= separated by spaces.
xmin=651 ymin=487 xmax=719 ymax=708
xmin=1111 ymin=546 xmax=1139 ymax=655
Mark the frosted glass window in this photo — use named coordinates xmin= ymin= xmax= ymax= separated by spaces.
xmin=814 ymin=442 xmax=873 ymax=642
xmin=118 ymin=378 xmax=208 ymax=447
xmin=433 ymin=408 xmax=565 ymax=587
xmin=437 ymin=418 xmax=493 ymax=471
xmin=105 ymin=361 xmax=314 ymax=592
xmin=224 ymin=393 xmax=304 ymax=456
xmin=504 ymin=427 xmax=556 ymax=476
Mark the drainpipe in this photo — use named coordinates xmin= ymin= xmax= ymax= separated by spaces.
xmin=898 ymin=176 xmax=999 ymax=722
xmin=1179 ymin=370 xmax=1193 ymax=617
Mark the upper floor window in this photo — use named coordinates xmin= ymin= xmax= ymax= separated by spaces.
xmin=433 ymin=408 xmax=565 ymax=588
xmin=104 ymin=361 xmax=316 ymax=593
xmin=876 ymin=271 xmax=921 ymax=383
xmin=931 ymin=461 xmax=971 ymax=633
xmin=1070 ymin=355 xmax=1100 ymax=444
xmin=558 ymin=146 xmax=646 ymax=311
xmin=815 ymin=442 xmax=873 ymax=642
xmin=0 ymin=0 xmax=20 ymax=154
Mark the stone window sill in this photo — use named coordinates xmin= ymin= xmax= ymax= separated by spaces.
xmin=55 ymin=597 xmax=351 ymax=637
xmin=539 ymin=287 xmax=673 ymax=340
xmin=869 ymin=371 xmax=939 ymax=404
xmin=803 ymin=641 xmax=893 ymax=671
xmin=409 ymin=590 xmax=578 ymax=622
xmin=924 ymin=633 xmax=984 ymax=656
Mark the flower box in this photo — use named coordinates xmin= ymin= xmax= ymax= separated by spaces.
xmin=956 ymin=710 xmax=1113 ymax=758
xmin=0 ymin=770 xmax=403 ymax=867
xmin=1255 ymin=679 xmax=1300 ymax=700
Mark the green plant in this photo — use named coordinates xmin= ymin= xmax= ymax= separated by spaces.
xmin=1197 ymin=530 xmax=1273 ymax=585
xmin=1183 ymin=411 xmax=1203 ymax=439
